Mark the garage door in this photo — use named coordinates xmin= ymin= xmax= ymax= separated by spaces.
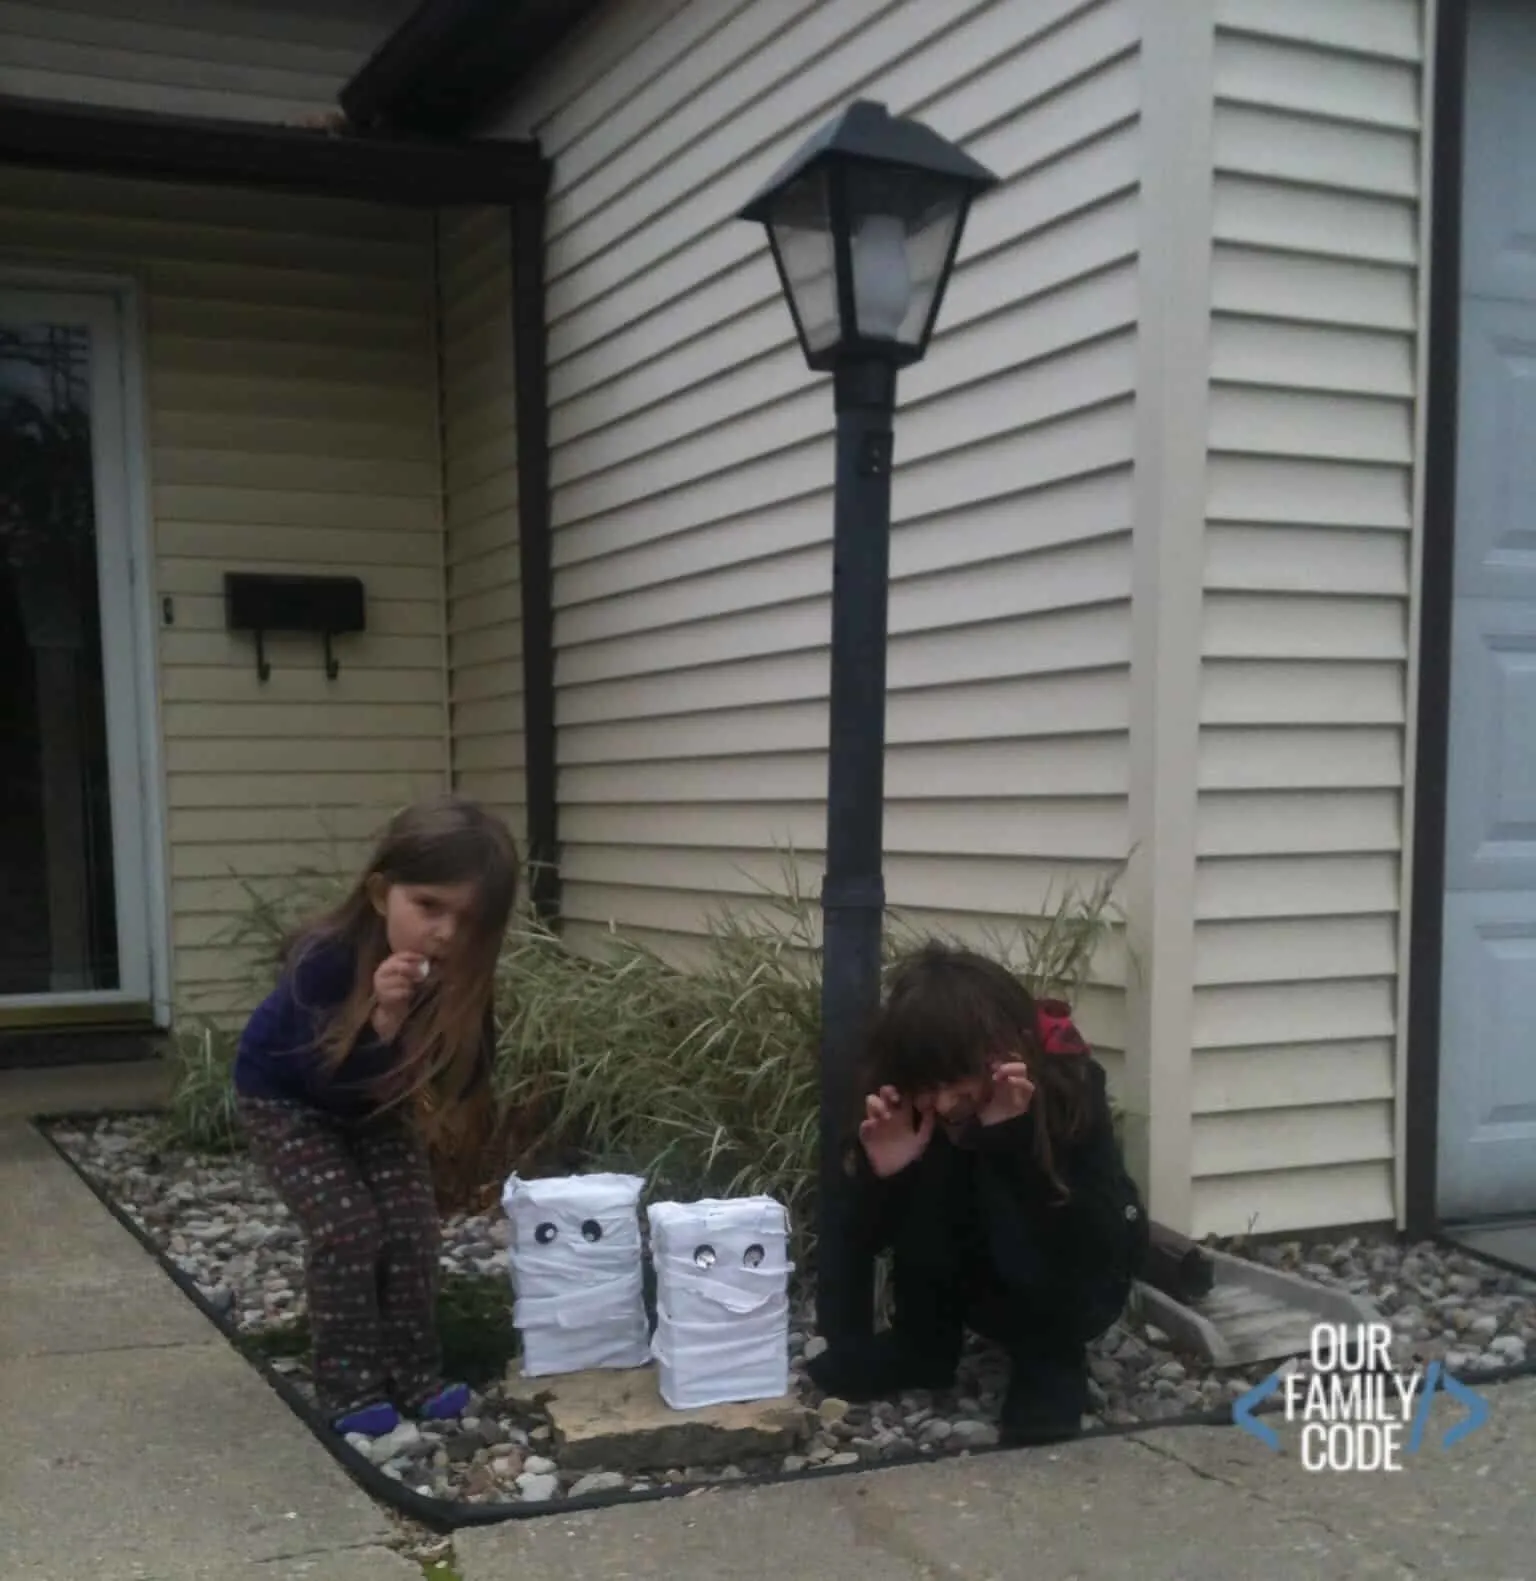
xmin=1436 ymin=0 xmax=1536 ymax=1218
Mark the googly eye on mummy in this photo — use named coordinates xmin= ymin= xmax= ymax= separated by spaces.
xmin=742 ymin=1244 xmax=765 ymax=1268
xmin=534 ymin=1221 xmax=558 ymax=1245
xmin=692 ymin=1243 xmax=717 ymax=1269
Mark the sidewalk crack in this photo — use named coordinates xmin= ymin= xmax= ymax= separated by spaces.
xmin=1131 ymin=1437 xmax=1420 ymax=1573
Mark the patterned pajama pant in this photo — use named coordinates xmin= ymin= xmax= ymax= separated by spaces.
xmin=238 ymin=1096 xmax=444 ymax=1418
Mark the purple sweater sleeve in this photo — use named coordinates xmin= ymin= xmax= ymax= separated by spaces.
xmin=233 ymin=939 xmax=399 ymax=1119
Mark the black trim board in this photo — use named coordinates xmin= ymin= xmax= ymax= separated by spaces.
xmin=341 ymin=0 xmax=607 ymax=137
xmin=1404 ymin=0 xmax=1470 ymax=1240
xmin=509 ymin=198 xmax=561 ymax=923
xmin=0 ymin=1030 xmax=162 ymax=1070
xmin=0 ymin=93 xmax=546 ymax=206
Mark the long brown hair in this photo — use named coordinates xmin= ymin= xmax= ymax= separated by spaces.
xmin=284 ymin=794 xmax=518 ymax=1141
xmin=861 ymin=941 xmax=1091 ymax=1198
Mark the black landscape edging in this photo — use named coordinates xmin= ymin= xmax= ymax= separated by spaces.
xmin=1433 ymin=1228 xmax=1536 ymax=1286
xmin=32 ymin=1112 xmax=1536 ymax=1532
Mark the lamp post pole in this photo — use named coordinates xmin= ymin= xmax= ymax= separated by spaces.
xmin=817 ymin=356 xmax=899 ymax=1347
xmin=735 ymin=96 xmax=998 ymax=1352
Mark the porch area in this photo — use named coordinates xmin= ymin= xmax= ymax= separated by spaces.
xmin=0 ymin=96 xmax=549 ymax=1054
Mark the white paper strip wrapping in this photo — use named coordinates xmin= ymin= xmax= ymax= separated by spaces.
xmin=502 ymin=1173 xmax=650 ymax=1377
xmin=647 ymin=1196 xmax=793 ymax=1409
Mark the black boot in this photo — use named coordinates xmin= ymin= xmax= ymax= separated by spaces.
xmin=806 ymin=1329 xmax=957 ymax=1403
xmin=998 ymin=1344 xmax=1089 ymax=1447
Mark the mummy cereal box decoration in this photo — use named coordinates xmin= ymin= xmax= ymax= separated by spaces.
xmin=647 ymin=1196 xmax=793 ymax=1410
xmin=501 ymin=1173 xmax=650 ymax=1378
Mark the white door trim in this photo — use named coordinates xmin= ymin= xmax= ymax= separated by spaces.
xmin=0 ymin=268 xmax=170 ymax=1025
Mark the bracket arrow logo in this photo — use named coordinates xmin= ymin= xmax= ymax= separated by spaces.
xmin=1232 ymin=1366 xmax=1285 ymax=1450
xmin=1438 ymin=1369 xmax=1491 ymax=1450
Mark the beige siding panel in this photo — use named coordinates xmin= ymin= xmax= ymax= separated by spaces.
xmin=1189 ymin=5 xmax=1427 ymax=1232
xmin=1193 ymin=1101 xmax=1395 ymax=1177
xmin=0 ymin=166 xmax=445 ymax=1011
xmin=1193 ymin=1042 xmax=1396 ymax=1112
xmin=1204 ymin=527 xmax=1410 ymax=599
xmin=562 ymin=696 xmax=1130 ymax=767
xmin=1212 ymin=0 xmax=1422 ymax=63
xmin=486 ymin=0 xmax=1142 ymax=1055
xmin=1194 ymin=1164 xmax=1396 ymax=1238
xmin=1195 ymin=855 xmax=1400 ymax=921
xmin=438 ymin=208 xmax=526 ymax=849
xmin=1213 ymin=32 xmax=1421 ymax=128
xmin=1202 ymin=660 xmax=1406 ymax=725
xmin=537 ymin=0 xmax=1138 ymax=344
xmin=1212 ymin=249 xmax=1417 ymax=333
xmin=0 ymin=0 xmax=415 ymax=124
xmin=1197 ymin=791 xmax=1401 ymax=859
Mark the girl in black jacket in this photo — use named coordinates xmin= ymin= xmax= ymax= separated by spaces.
xmin=807 ymin=942 xmax=1149 ymax=1445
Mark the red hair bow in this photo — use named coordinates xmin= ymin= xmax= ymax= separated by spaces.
xmin=1034 ymin=998 xmax=1089 ymax=1056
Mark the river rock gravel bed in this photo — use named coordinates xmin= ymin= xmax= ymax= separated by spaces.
xmin=48 ymin=1114 xmax=1536 ymax=1506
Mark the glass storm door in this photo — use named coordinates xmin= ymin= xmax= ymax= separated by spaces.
xmin=0 ymin=289 xmax=154 ymax=1016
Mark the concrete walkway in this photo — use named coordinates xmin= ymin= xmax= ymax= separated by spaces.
xmin=457 ymin=1382 xmax=1536 ymax=1581
xmin=5 ymin=1066 xmax=1530 ymax=1580
xmin=0 ymin=1110 xmax=418 ymax=1580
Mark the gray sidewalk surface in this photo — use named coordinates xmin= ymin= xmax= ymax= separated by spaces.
xmin=3 ymin=1069 xmax=1530 ymax=1581
xmin=457 ymin=1385 xmax=1535 ymax=1581
xmin=1 ymin=1114 xmax=418 ymax=1580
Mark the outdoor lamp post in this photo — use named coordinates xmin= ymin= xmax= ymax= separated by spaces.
xmin=738 ymin=101 xmax=998 ymax=1346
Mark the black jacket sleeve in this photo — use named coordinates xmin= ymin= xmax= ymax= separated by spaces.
xmin=967 ymin=1058 xmax=1148 ymax=1317
xmin=845 ymin=1127 xmax=925 ymax=1256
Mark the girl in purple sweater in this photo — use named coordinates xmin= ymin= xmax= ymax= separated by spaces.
xmin=235 ymin=794 xmax=516 ymax=1439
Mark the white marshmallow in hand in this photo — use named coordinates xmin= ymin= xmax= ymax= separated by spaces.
xmin=502 ymin=1173 xmax=650 ymax=1377
xmin=648 ymin=1196 xmax=793 ymax=1410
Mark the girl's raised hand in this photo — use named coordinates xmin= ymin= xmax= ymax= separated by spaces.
xmin=371 ymin=952 xmax=427 ymax=1041
xmin=858 ymin=1085 xmax=935 ymax=1178
xmin=978 ymin=1061 xmax=1035 ymax=1127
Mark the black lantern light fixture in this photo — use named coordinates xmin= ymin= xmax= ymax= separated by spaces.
xmin=738 ymin=102 xmax=998 ymax=1348
xmin=739 ymin=99 xmax=998 ymax=372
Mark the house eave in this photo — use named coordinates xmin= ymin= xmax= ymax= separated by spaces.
xmin=340 ymin=0 xmax=605 ymax=136
xmin=0 ymin=93 xmax=549 ymax=205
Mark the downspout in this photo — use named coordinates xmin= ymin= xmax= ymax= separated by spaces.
xmin=509 ymin=162 xmax=559 ymax=923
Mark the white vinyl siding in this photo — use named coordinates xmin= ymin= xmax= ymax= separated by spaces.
xmin=1190 ymin=0 xmax=1426 ymax=1235
xmin=0 ymin=165 xmax=446 ymax=1014
xmin=438 ymin=208 xmax=526 ymax=846
xmin=488 ymin=0 xmax=1142 ymax=1077
xmin=0 ymin=0 xmax=416 ymax=124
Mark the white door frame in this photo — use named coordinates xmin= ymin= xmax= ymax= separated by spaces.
xmin=0 ymin=270 xmax=170 ymax=1025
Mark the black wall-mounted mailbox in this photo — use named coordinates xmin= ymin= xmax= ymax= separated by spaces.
xmin=224 ymin=572 xmax=367 ymax=682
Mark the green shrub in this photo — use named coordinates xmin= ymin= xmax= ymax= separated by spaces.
xmin=163 ymin=1018 xmax=242 ymax=1154
xmin=240 ymin=1272 xmax=519 ymax=1388
xmin=162 ymin=865 xmax=346 ymax=1157
xmin=489 ymin=860 xmax=1123 ymax=1266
